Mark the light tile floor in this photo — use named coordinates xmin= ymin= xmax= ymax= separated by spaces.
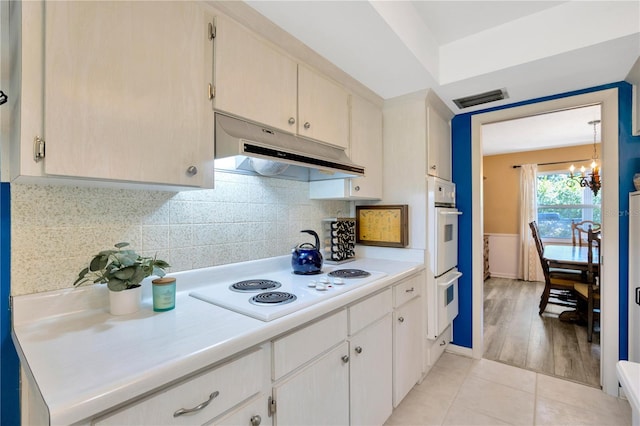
xmin=385 ymin=353 xmax=632 ymax=426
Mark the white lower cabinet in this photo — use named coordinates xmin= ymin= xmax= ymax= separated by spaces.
xmin=272 ymin=341 xmax=350 ymax=426
xmin=392 ymin=276 xmax=423 ymax=407
xmin=270 ymin=311 xmax=349 ymax=425
xmin=349 ymin=314 xmax=393 ymax=425
xmin=93 ymin=348 xmax=267 ymax=425
xmin=348 ymin=288 xmax=393 ymax=426
xmin=425 ymin=324 xmax=452 ymax=372
xmin=272 ymin=310 xmax=347 ymax=380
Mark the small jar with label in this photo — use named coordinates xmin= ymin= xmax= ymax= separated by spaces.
xmin=152 ymin=277 xmax=176 ymax=312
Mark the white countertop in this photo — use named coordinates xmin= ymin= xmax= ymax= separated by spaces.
xmin=617 ymin=361 xmax=640 ymax=422
xmin=12 ymin=255 xmax=423 ymax=425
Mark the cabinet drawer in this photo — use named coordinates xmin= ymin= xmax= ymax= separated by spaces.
xmin=427 ymin=324 xmax=452 ymax=368
xmin=211 ymin=394 xmax=267 ymax=426
xmin=94 ymin=348 xmax=265 ymax=425
xmin=349 ymin=288 xmax=392 ymax=336
xmin=272 ymin=309 xmax=347 ymax=380
xmin=393 ymin=274 xmax=421 ymax=308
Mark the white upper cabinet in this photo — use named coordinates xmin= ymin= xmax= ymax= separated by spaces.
xmin=349 ymin=95 xmax=383 ymax=198
xmin=426 ymin=91 xmax=454 ymax=181
xmin=212 ymin=14 xmax=297 ymax=134
xmin=309 ymin=94 xmax=383 ymax=200
xmin=212 ymin=16 xmax=350 ymax=150
xmin=41 ymin=1 xmax=215 ymax=188
xmin=297 ymin=64 xmax=350 ymax=149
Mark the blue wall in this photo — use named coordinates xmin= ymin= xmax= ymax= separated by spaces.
xmin=451 ymin=81 xmax=640 ymax=360
xmin=0 ymin=182 xmax=19 ymax=425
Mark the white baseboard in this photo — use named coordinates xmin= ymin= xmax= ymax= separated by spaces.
xmin=446 ymin=343 xmax=474 ymax=358
xmin=488 ymin=272 xmax=519 ymax=279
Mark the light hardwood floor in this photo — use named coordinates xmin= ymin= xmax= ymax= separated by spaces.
xmin=483 ymin=277 xmax=600 ymax=388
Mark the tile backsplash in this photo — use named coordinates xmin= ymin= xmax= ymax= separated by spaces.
xmin=11 ymin=172 xmax=350 ymax=296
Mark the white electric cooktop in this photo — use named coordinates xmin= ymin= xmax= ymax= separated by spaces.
xmin=190 ymin=267 xmax=386 ymax=321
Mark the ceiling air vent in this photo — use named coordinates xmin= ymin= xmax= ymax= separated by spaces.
xmin=453 ymin=89 xmax=508 ymax=109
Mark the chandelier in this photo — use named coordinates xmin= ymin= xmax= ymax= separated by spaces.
xmin=568 ymin=119 xmax=601 ymax=196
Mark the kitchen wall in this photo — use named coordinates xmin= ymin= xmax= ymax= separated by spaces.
xmin=11 ymin=172 xmax=349 ymax=296
xmin=483 ymin=143 xmax=600 ymax=234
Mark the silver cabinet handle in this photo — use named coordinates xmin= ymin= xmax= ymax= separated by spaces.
xmin=250 ymin=414 xmax=262 ymax=426
xmin=405 ymin=287 xmax=414 ymax=293
xmin=173 ymin=391 xmax=219 ymax=417
xmin=440 ymin=340 xmax=446 ymax=346
xmin=355 ymin=346 xmax=363 ymax=354
xmin=341 ymin=355 xmax=350 ymax=363
xmin=354 ymin=186 xmax=360 ymax=191
xmin=398 ymin=316 xmax=405 ymax=323
xmin=304 ymin=122 xmax=311 ymax=129
xmin=288 ymin=117 xmax=295 ymax=125
xmin=187 ymin=165 xmax=198 ymax=176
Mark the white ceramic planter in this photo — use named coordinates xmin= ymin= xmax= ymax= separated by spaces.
xmin=108 ymin=286 xmax=142 ymax=315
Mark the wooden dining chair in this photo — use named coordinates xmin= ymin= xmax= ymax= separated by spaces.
xmin=529 ymin=221 xmax=581 ymax=315
xmin=574 ymin=227 xmax=601 ymax=342
xmin=571 ymin=220 xmax=601 ymax=247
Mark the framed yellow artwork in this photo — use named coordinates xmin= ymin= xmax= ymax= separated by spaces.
xmin=356 ymin=205 xmax=409 ymax=247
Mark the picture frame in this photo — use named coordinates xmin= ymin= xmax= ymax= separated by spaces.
xmin=356 ymin=205 xmax=409 ymax=248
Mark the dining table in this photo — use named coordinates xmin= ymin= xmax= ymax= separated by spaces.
xmin=543 ymin=243 xmax=599 ymax=323
xmin=543 ymin=243 xmax=597 ymax=273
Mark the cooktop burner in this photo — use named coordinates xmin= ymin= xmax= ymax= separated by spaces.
xmin=230 ymin=279 xmax=281 ymax=292
xmin=328 ymin=269 xmax=371 ymax=279
xmin=249 ymin=291 xmax=297 ymax=306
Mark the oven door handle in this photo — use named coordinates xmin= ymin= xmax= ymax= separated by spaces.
xmin=439 ymin=211 xmax=463 ymax=216
xmin=437 ymin=271 xmax=463 ymax=286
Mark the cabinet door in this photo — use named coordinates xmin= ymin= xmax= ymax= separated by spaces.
xmin=426 ymin=92 xmax=453 ymax=181
xmin=298 ymin=65 xmax=350 ymax=149
xmin=273 ymin=342 xmax=349 ymax=426
xmin=213 ymin=15 xmax=297 ymax=133
xmin=350 ymin=315 xmax=392 ymax=426
xmin=44 ymin=1 xmax=214 ymax=188
xmin=308 ymin=95 xmax=382 ymax=200
xmin=393 ymin=297 xmax=422 ymax=407
xmin=349 ymin=95 xmax=383 ymax=199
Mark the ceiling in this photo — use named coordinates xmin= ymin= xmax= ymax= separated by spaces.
xmin=244 ymin=0 xmax=639 ymax=155
xmin=481 ymin=104 xmax=602 ymax=155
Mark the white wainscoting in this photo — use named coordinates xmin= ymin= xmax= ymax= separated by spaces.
xmin=486 ymin=233 xmax=521 ymax=279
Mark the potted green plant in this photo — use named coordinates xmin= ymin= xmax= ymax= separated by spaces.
xmin=74 ymin=242 xmax=170 ymax=315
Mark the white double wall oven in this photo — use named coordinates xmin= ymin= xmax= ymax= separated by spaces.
xmin=426 ymin=176 xmax=462 ymax=339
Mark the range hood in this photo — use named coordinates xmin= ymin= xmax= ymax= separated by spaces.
xmin=214 ymin=113 xmax=365 ymax=181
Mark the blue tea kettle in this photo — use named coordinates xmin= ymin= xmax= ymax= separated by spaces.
xmin=291 ymin=230 xmax=323 ymax=275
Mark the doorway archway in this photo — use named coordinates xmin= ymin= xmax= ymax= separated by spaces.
xmin=470 ymin=88 xmax=619 ymax=395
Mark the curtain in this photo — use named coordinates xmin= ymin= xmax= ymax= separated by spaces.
xmin=520 ymin=164 xmax=540 ymax=281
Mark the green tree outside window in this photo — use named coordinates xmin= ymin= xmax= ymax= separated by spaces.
xmin=536 ymin=172 xmax=601 ymax=239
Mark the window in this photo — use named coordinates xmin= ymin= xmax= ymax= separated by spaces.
xmin=536 ymin=171 xmax=601 ymax=239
